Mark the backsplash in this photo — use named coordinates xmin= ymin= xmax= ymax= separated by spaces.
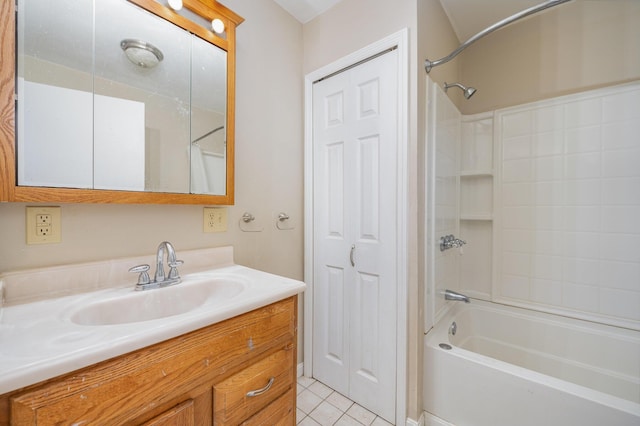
xmin=0 ymin=246 xmax=234 ymax=306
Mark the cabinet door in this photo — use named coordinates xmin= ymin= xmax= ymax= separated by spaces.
xmin=214 ymin=349 xmax=293 ymax=425
xmin=142 ymin=399 xmax=194 ymax=426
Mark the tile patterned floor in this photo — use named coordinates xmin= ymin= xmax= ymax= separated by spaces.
xmin=296 ymin=376 xmax=394 ymax=426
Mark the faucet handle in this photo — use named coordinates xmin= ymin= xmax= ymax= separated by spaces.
xmin=167 ymin=259 xmax=184 ymax=280
xmin=129 ymin=264 xmax=151 ymax=285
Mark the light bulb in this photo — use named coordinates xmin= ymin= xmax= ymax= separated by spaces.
xmin=211 ymin=18 xmax=225 ymax=34
xmin=168 ymin=0 xmax=182 ymax=11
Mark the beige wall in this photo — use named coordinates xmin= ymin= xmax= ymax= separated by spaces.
xmin=0 ymin=0 xmax=303 ymax=279
xmin=459 ymin=0 xmax=640 ymax=115
xmin=1 ymin=0 xmax=303 ymax=276
xmin=303 ymin=0 xmax=413 ymax=74
xmin=0 ymin=0 xmax=304 ymax=351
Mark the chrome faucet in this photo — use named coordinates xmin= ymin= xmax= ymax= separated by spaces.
xmin=440 ymin=234 xmax=466 ymax=252
xmin=154 ymin=241 xmax=179 ymax=283
xmin=129 ymin=241 xmax=184 ymax=291
xmin=444 ymin=289 xmax=470 ymax=303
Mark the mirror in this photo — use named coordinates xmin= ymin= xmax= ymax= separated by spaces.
xmin=0 ymin=0 xmax=242 ymax=204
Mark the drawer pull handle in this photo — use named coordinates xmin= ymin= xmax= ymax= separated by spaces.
xmin=246 ymin=377 xmax=275 ymax=397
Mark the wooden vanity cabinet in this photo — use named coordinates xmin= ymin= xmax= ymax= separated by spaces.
xmin=0 ymin=297 xmax=297 ymax=425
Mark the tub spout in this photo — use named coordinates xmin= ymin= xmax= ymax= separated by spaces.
xmin=444 ymin=289 xmax=470 ymax=303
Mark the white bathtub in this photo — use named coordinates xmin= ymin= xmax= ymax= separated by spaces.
xmin=423 ymin=300 xmax=640 ymax=426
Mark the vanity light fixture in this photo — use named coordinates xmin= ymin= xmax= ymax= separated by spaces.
xmin=120 ymin=39 xmax=164 ymax=68
xmin=167 ymin=0 xmax=183 ymax=11
xmin=211 ymin=18 xmax=225 ymax=34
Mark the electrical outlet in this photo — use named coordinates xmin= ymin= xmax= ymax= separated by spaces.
xmin=36 ymin=214 xmax=52 ymax=237
xmin=26 ymin=206 xmax=61 ymax=244
xmin=203 ymin=207 xmax=228 ymax=233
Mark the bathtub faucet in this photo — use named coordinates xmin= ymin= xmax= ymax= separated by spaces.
xmin=444 ymin=289 xmax=470 ymax=303
xmin=440 ymin=234 xmax=466 ymax=252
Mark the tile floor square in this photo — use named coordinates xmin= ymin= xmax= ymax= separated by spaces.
xmin=326 ymin=391 xmax=354 ymax=412
xmin=334 ymin=415 xmax=363 ymax=426
xmin=346 ymin=404 xmax=377 ymax=425
xmin=298 ymin=375 xmax=317 ymax=388
xmin=296 ymin=376 xmax=394 ymax=425
xmin=298 ymin=388 xmax=323 ymax=414
xmin=371 ymin=417 xmax=394 ymax=426
xmin=308 ymin=380 xmax=333 ymax=399
xmin=299 ymin=417 xmax=322 ymax=426
xmin=309 ymin=401 xmax=343 ymax=425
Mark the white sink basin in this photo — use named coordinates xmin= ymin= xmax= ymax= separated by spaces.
xmin=70 ymin=277 xmax=246 ymax=326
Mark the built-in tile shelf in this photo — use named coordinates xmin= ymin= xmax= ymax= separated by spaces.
xmin=460 ymin=170 xmax=493 ymax=177
xmin=460 ymin=214 xmax=493 ymax=221
xmin=460 ymin=174 xmax=493 ymax=219
xmin=459 ymin=114 xmax=494 ymax=303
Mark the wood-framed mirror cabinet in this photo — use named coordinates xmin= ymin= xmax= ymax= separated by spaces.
xmin=0 ymin=0 xmax=243 ymax=205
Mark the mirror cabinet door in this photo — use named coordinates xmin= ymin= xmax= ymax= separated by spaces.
xmin=17 ymin=0 xmax=94 ymax=189
xmin=95 ymin=0 xmax=192 ymax=193
xmin=8 ymin=0 xmax=241 ymax=203
xmin=190 ymin=36 xmax=228 ymax=195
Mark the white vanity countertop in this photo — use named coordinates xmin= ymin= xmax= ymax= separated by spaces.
xmin=0 ymin=248 xmax=305 ymax=395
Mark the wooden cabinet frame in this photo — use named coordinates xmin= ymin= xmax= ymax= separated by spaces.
xmin=0 ymin=1 xmax=242 ymax=205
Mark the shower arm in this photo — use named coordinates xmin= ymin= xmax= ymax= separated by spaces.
xmin=424 ymin=0 xmax=572 ymax=73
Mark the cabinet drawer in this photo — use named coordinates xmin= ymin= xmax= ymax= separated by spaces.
xmin=242 ymin=389 xmax=294 ymax=426
xmin=214 ymin=349 xmax=293 ymax=425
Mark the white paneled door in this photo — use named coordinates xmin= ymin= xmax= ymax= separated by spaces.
xmin=312 ymin=49 xmax=398 ymax=422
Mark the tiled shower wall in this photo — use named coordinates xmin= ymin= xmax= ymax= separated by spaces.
xmin=494 ymin=82 xmax=640 ymax=329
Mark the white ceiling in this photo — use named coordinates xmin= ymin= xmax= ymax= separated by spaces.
xmin=274 ymin=0 xmax=549 ymax=40
xmin=272 ymin=0 xmax=345 ymax=24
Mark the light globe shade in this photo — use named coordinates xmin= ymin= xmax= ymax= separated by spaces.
xmin=168 ymin=0 xmax=182 ymax=10
xmin=211 ymin=18 xmax=225 ymax=34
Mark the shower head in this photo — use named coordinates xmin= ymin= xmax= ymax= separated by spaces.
xmin=444 ymin=82 xmax=477 ymax=100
